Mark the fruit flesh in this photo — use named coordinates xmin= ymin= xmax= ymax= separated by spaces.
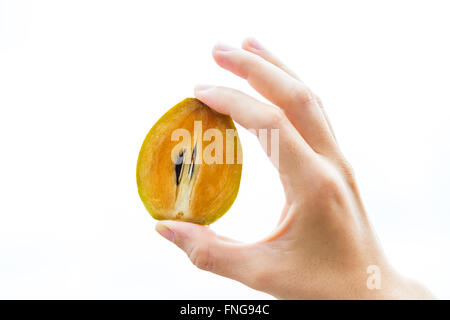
xmin=137 ymin=98 xmax=242 ymax=225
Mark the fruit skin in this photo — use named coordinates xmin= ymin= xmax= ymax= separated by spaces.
xmin=137 ymin=98 xmax=242 ymax=225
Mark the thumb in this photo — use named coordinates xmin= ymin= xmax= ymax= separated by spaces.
xmin=155 ymin=221 xmax=265 ymax=287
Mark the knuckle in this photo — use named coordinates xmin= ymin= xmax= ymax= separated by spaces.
xmin=188 ymin=245 xmax=214 ymax=271
xmin=341 ymin=160 xmax=355 ymax=181
xmin=331 ymin=154 xmax=357 ymax=184
xmin=287 ymin=83 xmax=314 ymax=106
xmin=265 ymin=108 xmax=285 ymax=129
xmin=314 ymin=171 xmax=345 ymax=203
xmin=314 ymin=94 xmax=324 ymax=108
xmin=339 ymin=159 xmax=358 ymax=190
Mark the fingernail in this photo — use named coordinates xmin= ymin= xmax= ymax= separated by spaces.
xmin=155 ymin=222 xmax=175 ymax=242
xmin=195 ymin=84 xmax=215 ymax=94
xmin=247 ymin=37 xmax=263 ymax=50
xmin=214 ymin=42 xmax=234 ymax=52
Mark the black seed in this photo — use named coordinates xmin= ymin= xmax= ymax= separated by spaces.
xmin=188 ymin=143 xmax=197 ymax=180
xmin=175 ymin=149 xmax=185 ymax=185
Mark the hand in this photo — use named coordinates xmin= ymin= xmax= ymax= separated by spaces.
xmin=155 ymin=38 xmax=433 ymax=299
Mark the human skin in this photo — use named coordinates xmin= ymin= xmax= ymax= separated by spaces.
xmin=155 ymin=38 xmax=434 ymax=299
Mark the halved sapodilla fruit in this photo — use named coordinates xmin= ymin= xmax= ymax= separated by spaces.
xmin=137 ymin=98 xmax=242 ymax=225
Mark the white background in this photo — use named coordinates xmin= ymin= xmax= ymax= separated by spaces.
xmin=0 ymin=0 xmax=449 ymax=299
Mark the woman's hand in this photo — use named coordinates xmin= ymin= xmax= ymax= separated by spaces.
xmin=155 ymin=38 xmax=433 ymax=299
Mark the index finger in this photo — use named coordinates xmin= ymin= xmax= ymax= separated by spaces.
xmin=194 ymin=85 xmax=315 ymax=183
